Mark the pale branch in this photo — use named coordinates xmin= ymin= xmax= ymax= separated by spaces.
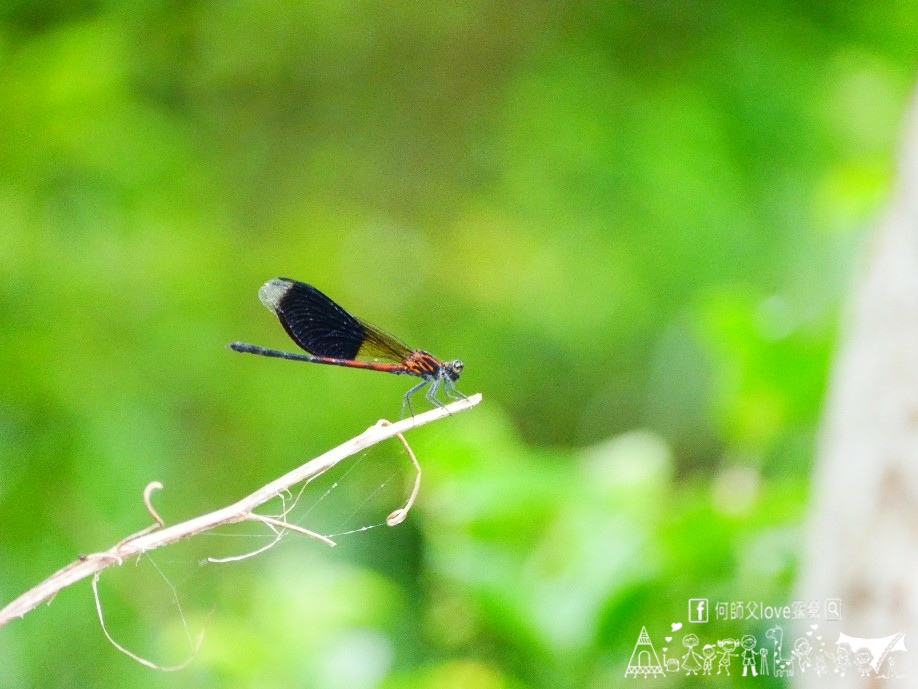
xmin=0 ymin=393 xmax=482 ymax=628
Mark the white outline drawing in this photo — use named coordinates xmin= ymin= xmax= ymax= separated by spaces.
xmin=836 ymin=631 xmax=907 ymax=677
xmin=716 ymin=638 xmax=738 ymax=675
xmin=681 ymin=633 xmax=702 ymax=675
xmin=625 ymin=626 xmax=666 ymax=678
xmin=792 ymin=637 xmax=813 ymax=673
xmin=701 ymin=644 xmax=716 ymax=675
xmin=740 ymin=634 xmax=759 ymax=677
xmin=623 ymin=619 xmax=908 ymax=681
xmin=767 ymin=625 xmax=794 ymax=678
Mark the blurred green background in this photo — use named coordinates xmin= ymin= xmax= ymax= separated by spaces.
xmin=1 ymin=2 xmax=915 ymax=687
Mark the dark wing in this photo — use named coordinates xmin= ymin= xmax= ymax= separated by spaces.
xmin=258 ymin=278 xmax=412 ymax=362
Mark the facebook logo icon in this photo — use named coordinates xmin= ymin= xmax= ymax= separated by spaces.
xmin=688 ymin=598 xmax=709 ymax=623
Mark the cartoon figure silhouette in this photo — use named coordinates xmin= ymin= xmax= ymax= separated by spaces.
xmin=792 ymin=638 xmax=813 ymax=673
xmin=759 ymin=647 xmax=769 ymax=676
xmin=681 ymin=634 xmax=702 ymax=675
xmin=814 ymin=654 xmax=828 ymax=677
xmin=740 ymin=635 xmax=758 ymax=677
xmin=717 ymin=638 xmax=739 ymax=675
xmin=833 ymin=645 xmax=850 ymax=676
xmin=853 ymin=648 xmax=873 ymax=678
xmin=701 ymin=644 xmax=716 ymax=675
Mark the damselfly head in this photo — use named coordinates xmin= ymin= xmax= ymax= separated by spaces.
xmin=445 ymin=360 xmax=463 ymax=381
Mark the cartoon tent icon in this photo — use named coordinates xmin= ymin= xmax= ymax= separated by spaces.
xmin=625 ymin=626 xmax=666 ymax=678
xmin=836 ymin=631 xmax=907 ymax=675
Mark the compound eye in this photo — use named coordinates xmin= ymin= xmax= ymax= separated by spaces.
xmin=446 ymin=360 xmax=463 ymax=380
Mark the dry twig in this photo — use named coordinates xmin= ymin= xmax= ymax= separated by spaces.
xmin=0 ymin=393 xmax=481 ymax=629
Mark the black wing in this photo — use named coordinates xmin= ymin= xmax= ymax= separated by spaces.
xmin=258 ymin=278 xmax=412 ymax=362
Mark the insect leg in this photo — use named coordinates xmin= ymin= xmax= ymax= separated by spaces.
xmin=442 ymin=377 xmax=468 ymax=402
xmin=402 ymin=378 xmax=431 ymax=418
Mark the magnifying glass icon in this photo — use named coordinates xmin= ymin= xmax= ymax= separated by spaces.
xmin=826 ymin=599 xmax=841 ymax=620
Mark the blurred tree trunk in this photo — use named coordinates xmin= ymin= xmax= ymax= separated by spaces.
xmin=795 ymin=84 xmax=918 ymax=687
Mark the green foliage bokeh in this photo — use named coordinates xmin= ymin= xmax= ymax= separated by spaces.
xmin=1 ymin=2 xmax=914 ymax=688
